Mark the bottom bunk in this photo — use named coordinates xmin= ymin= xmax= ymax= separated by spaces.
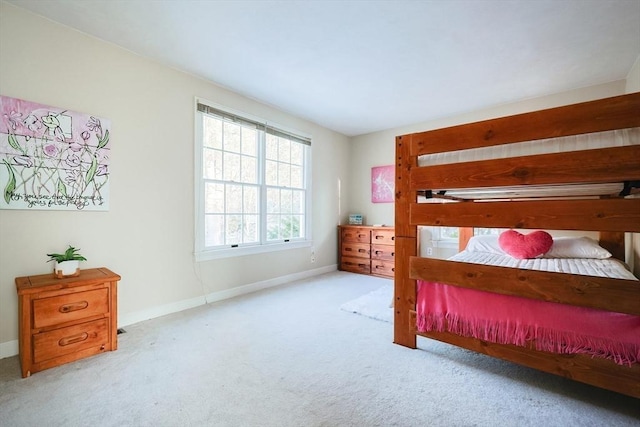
xmin=400 ymin=234 xmax=640 ymax=398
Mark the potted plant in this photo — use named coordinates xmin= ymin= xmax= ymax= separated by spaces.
xmin=47 ymin=246 xmax=87 ymax=278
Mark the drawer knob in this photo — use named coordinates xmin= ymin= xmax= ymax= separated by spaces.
xmin=58 ymin=332 xmax=89 ymax=347
xmin=59 ymin=301 xmax=89 ymax=313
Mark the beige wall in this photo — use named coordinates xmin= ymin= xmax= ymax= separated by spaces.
xmin=0 ymin=3 xmax=351 ymax=356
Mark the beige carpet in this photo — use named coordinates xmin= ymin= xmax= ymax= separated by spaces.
xmin=0 ymin=271 xmax=638 ymax=427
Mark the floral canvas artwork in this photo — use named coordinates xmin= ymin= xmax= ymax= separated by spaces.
xmin=371 ymin=165 xmax=394 ymax=203
xmin=0 ymin=96 xmax=111 ymax=210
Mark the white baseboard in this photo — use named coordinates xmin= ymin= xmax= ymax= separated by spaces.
xmin=203 ymin=264 xmax=337 ymax=303
xmin=0 ymin=265 xmax=338 ymax=359
xmin=120 ymin=265 xmax=336 ymax=326
xmin=119 ymin=295 xmax=207 ymax=328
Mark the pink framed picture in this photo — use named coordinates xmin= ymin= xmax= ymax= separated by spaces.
xmin=371 ymin=165 xmax=394 ymax=203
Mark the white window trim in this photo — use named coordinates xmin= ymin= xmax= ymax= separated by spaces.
xmin=193 ymin=97 xmax=313 ymax=262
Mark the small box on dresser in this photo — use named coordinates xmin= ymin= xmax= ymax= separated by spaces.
xmin=338 ymin=225 xmax=395 ymax=278
xmin=15 ymin=267 xmax=121 ymax=377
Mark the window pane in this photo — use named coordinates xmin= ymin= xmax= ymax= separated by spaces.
xmin=226 ymin=214 xmax=242 ymax=244
xmin=280 ymin=189 xmax=292 ymax=213
xmin=243 ymin=214 xmax=259 ymax=243
xmin=280 ymin=215 xmax=292 ymax=239
xmin=243 ymin=186 xmax=258 ymax=213
xmin=292 ymin=190 xmax=304 ymax=214
xmin=204 ymin=182 xmax=224 ymax=213
xmin=223 ymin=152 xmax=241 ymax=181
xmin=266 ymin=188 xmax=279 ymax=213
xmin=223 ymin=122 xmax=241 ymax=153
xmin=204 ymin=214 xmax=225 ymax=246
xmin=242 ymin=128 xmax=257 ymax=156
xmin=290 ymin=165 xmax=302 ymax=188
xmin=241 ymin=155 xmax=257 ymax=183
xmin=203 ymin=116 xmax=222 ymax=149
xmin=266 ymin=134 xmax=278 ymax=160
xmin=278 ymin=163 xmax=290 ymax=187
xmin=203 ymin=148 xmax=222 ymax=180
xmin=474 ymin=227 xmax=501 ymax=235
xmin=440 ymin=227 xmax=459 ymax=239
xmin=266 ymin=214 xmax=279 ymax=240
xmin=278 ymin=138 xmax=291 ymax=163
xmin=291 ymin=215 xmax=303 ymax=238
xmin=226 ymin=184 xmax=242 ymax=213
xmin=265 ymin=160 xmax=278 ymax=186
xmin=290 ymin=142 xmax=303 ymax=165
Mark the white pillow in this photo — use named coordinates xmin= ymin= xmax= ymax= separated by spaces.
xmin=543 ymin=236 xmax=612 ymax=259
xmin=465 ymin=234 xmax=504 ymax=254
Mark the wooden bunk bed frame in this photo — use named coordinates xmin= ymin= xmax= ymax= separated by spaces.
xmin=394 ymin=92 xmax=640 ymax=398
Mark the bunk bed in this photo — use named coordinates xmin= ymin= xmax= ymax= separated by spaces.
xmin=394 ymin=92 xmax=640 ymax=398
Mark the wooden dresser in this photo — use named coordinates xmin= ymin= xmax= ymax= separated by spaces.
xmin=338 ymin=225 xmax=395 ymax=278
xmin=15 ymin=267 xmax=121 ymax=377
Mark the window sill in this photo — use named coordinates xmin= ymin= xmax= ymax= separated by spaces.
xmin=195 ymin=240 xmax=313 ymax=262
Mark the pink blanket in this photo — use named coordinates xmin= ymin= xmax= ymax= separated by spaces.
xmin=417 ymin=281 xmax=640 ymax=366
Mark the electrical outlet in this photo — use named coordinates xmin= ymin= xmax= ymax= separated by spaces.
xmin=427 ymin=247 xmax=433 ymax=256
xmin=311 ymin=252 xmax=316 ymax=263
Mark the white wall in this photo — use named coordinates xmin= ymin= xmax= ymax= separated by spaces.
xmin=0 ymin=3 xmax=350 ymax=357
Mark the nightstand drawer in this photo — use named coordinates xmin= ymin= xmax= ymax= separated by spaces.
xmin=341 ymin=256 xmax=371 ymax=274
xmin=372 ymin=260 xmax=395 ymax=277
xmin=371 ymin=229 xmax=395 ymax=245
xmin=341 ymin=243 xmax=370 ymax=259
xmin=33 ymin=288 xmax=109 ymax=329
xmin=371 ymin=244 xmax=395 ymax=261
xmin=33 ymin=318 xmax=109 ymax=363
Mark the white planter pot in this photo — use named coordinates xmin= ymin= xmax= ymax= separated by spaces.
xmin=54 ymin=260 xmax=80 ymax=278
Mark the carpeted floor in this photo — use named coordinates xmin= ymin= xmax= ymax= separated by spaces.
xmin=0 ymin=271 xmax=638 ymax=427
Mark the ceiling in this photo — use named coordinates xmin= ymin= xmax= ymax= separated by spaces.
xmin=6 ymin=0 xmax=640 ymax=136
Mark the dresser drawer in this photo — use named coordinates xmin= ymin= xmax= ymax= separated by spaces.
xmin=33 ymin=288 xmax=109 ymax=329
xmin=371 ymin=260 xmax=395 ymax=277
xmin=371 ymin=229 xmax=395 ymax=245
xmin=341 ymin=227 xmax=370 ymax=243
xmin=33 ymin=318 xmax=109 ymax=363
xmin=341 ymin=242 xmax=370 ymax=259
xmin=371 ymin=244 xmax=395 ymax=261
xmin=341 ymin=256 xmax=371 ymax=274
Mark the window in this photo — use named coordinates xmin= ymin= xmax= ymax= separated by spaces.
xmin=195 ymin=101 xmax=311 ymax=260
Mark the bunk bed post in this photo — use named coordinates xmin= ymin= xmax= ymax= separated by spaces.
xmin=394 ymin=134 xmax=417 ymax=348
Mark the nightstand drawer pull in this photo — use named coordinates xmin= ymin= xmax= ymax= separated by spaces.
xmin=59 ymin=301 xmax=89 ymax=313
xmin=59 ymin=332 xmax=89 ymax=347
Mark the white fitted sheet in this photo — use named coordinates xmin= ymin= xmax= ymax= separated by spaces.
xmin=449 ymin=250 xmax=638 ymax=281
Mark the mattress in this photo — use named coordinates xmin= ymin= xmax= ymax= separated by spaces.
xmin=448 ymin=250 xmax=638 ymax=280
xmin=417 ymin=127 xmax=639 ymax=167
xmin=416 ymin=127 xmax=639 ymax=200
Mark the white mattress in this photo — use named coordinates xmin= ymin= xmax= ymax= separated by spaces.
xmin=449 ymin=250 xmax=638 ymax=281
xmin=417 ymin=127 xmax=639 ymax=166
xmin=416 ymin=127 xmax=639 ymax=199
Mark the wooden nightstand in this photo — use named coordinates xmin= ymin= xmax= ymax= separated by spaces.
xmin=15 ymin=267 xmax=121 ymax=377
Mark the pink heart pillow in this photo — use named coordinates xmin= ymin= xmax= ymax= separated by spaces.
xmin=498 ymin=230 xmax=553 ymax=259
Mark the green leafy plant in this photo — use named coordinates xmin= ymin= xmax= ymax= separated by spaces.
xmin=46 ymin=246 xmax=87 ymax=263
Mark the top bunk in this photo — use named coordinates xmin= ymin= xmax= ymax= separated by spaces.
xmin=395 ymin=93 xmax=640 ymax=235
